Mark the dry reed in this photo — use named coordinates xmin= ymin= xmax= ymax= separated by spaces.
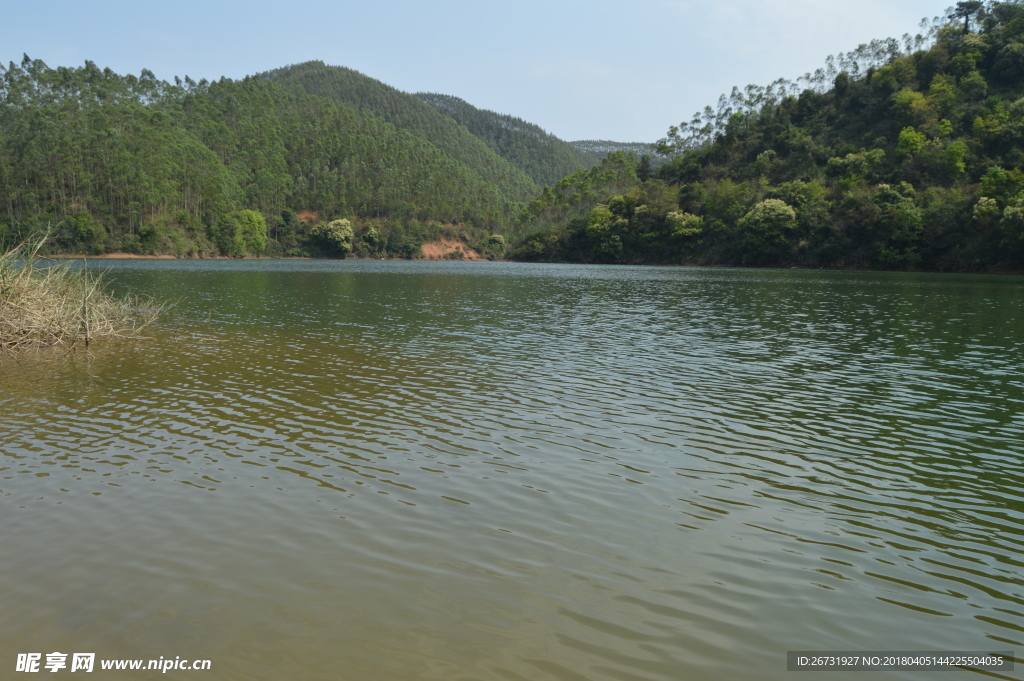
xmin=0 ymin=238 xmax=161 ymax=351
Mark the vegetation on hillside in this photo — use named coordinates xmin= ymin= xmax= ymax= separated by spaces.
xmin=511 ymin=1 xmax=1024 ymax=272
xmin=512 ymin=152 xmax=642 ymax=253
xmin=260 ymin=62 xmax=541 ymax=202
xmin=415 ymin=92 xmax=594 ymax=186
xmin=0 ymin=59 xmax=594 ymax=258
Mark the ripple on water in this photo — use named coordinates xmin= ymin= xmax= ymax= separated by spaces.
xmin=1 ymin=261 xmax=1022 ymax=680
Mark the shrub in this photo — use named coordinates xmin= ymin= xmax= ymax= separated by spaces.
xmin=309 ymin=219 xmax=354 ymax=258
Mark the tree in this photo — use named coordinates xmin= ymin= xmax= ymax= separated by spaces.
xmin=236 ymin=210 xmax=267 ymax=255
xmin=584 ymin=205 xmax=626 ymax=262
xmin=1000 ymin=198 xmax=1024 ymax=265
xmin=944 ymin=141 xmax=969 ymax=180
xmin=57 ymin=211 xmax=106 ymax=254
xmin=874 ymin=192 xmax=923 ymax=269
xmin=834 ymin=72 xmax=851 ymax=97
xmin=993 ymin=42 xmax=1024 ymax=83
xmin=951 ymin=1 xmax=984 ymax=34
xmin=361 ymin=225 xmax=380 ymax=250
xmin=208 ymin=210 xmax=266 ymax=257
xmin=666 ymin=211 xmax=703 ymax=239
xmin=485 ymin=233 xmax=507 ymax=255
xmin=309 ymin=219 xmax=354 ymax=257
xmin=737 ymin=199 xmax=797 ymax=264
xmin=637 ymin=155 xmax=652 ymax=182
xmin=897 ymin=127 xmax=927 ymax=157
xmin=210 ymin=214 xmax=244 ymax=257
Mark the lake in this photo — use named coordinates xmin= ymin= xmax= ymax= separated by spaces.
xmin=2 ymin=260 xmax=1022 ymax=680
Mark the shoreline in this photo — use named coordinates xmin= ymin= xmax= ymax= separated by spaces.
xmin=46 ymin=253 xmax=180 ymax=259
xmin=39 ymin=253 xmax=1023 ymax=275
xmin=43 ymin=254 xmax=491 ymax=262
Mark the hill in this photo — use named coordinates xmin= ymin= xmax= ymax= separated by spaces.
xmin=511 ymin=0 xmax=1024 ymax=272
xmin=414 ymin=92 xmax=596 ymax=186
xmin=0 ymin=58 xmax=561 ymax=257
xmin=260 ymin=63 xmax=539 ymax=202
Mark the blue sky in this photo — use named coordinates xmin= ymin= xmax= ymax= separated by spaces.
xmin=5 ymin=0 xmax=953 ymax=142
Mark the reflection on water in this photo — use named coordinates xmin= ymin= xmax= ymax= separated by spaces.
xmin=2 ymin=260 xmax=1023 ymax=680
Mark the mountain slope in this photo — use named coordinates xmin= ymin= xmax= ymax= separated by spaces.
xmin=414 ymin=92 xmax=596 ymax=185
xmin=261 ymin=62 xmax=539 ymax=202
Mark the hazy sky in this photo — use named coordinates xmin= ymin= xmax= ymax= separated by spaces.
xmin=5 ymin=0 xmax=953 ymax=143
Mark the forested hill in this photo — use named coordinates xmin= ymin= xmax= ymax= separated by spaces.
xmin=513 ymin=0 xmax=1024 ymax=272
xmin=413 ymin=93 xmax=595 ymax=186
xmin=0 ymin=57 xmax=610 ymax=257
xmin=260 ymin=63 xmax=538 ymax=201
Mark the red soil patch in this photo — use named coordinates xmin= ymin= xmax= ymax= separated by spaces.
xmin=297 ymin=210 xmax=319 ymax=223
xmin=418 ymin=239 xmax=483 ymax=261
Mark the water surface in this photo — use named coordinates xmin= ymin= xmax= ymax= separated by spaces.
xmin=2 ymin=261 xmax=1022 ymax=680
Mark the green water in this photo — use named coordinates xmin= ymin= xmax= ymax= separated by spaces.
xmin=2 ymin=261 xmax=1022 ymax=680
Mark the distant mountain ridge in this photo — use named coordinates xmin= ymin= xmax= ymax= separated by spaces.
xmin=570 ymin=140 xmax=655 ymax=162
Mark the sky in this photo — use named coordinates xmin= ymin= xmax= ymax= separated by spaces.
xmin=5 ymin=0 xmax=955 ymax=143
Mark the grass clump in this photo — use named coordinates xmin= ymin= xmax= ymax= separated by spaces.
xmin=0 ymin=238 xmax=161 ymax=351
